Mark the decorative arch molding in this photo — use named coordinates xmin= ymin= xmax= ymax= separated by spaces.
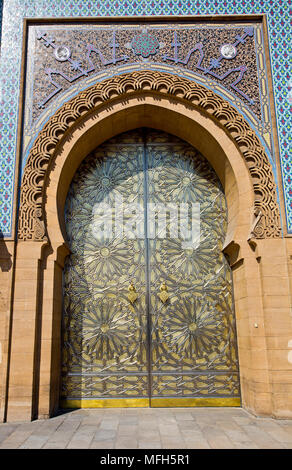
xmin=18 ymin=70 xmax=281 ymax=241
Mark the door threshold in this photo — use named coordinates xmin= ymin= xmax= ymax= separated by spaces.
xmin=60 ymin=397 xmax=241 ymax=408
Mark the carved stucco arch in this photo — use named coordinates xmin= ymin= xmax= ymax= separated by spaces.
xmin=18 ymin=70 xmax=281 ymax=241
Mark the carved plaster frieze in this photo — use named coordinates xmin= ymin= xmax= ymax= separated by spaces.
xmin=18 ymin=70 xmax=281 ymax=241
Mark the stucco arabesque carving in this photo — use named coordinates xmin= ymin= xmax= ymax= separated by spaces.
xmin=18 ymin=70 xmax=281 ymax=241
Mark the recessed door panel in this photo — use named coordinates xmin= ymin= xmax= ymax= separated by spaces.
xmin=62 ymin=130 xmax=149 ymax=400
xmin=146 ymin=130 xmax=240 ymax=401
xmin=61 ymin=128 xmax=240 ymax=407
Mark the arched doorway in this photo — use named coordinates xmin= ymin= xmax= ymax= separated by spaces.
xmin=61 ymin=128 xmax=240 ymax=408
xmin=7 ymin=73 xmax=286 ymax=422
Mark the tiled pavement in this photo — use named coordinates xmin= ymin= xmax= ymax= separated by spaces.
xmin=0 ymin=408 xmax=292 ymax=449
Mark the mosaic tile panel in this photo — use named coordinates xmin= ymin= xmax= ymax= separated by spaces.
xmin=0 ymin=0 xmax=291 ymax=237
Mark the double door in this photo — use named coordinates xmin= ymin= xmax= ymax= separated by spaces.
xmin=61 ymin=128 xmax=240 ymax=407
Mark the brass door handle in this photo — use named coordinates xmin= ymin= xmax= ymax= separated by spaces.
xmin=159 ymin=281 xmax=169 ymax=303
xmin=127 ymin=281 xmax=138 ymax=303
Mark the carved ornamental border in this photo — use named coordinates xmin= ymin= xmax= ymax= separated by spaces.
xmin=18 ymin=70 xmax=281 ymax=241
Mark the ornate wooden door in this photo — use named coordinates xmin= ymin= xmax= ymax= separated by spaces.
xmin=61 ymin=128 xmax=240 ymax=408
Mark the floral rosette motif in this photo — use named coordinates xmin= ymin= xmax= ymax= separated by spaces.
xmin=82 ymin=298 xmax=138 ymax=360
xmin=131 ymin=32 xmax=159 ymax=58
xmin=160 ymin=298 xmax=223 ymax=359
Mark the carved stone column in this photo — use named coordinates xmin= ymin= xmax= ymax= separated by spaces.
xmin=0 ymin=240 xmax=14 ymax=422
xmin=225 ymin=240 xmax=273 ymax=416
xmin=6 ymin=241 xmax=46 ymax=422
xmin=38 ymin=243 xmax=69 ymax=419
xmin=255 ymin=238 xmax=292 ymax=418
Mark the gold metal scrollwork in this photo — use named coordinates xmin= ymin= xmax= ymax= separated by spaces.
xmin=127 ymin=281 xmax=138 ymax=304
xmin=159 ymin=281 xmax=169 ymax=303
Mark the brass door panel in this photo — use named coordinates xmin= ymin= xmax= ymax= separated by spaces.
xmin=62 ymin=130 xmax=150 ymax=401
xmin=61 ymin=128 xmax=240 ymax=407
xmin=146 ymin=130 xmax=240 ymax=401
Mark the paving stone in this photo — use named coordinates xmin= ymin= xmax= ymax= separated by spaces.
xmin=66 ymin=424 xmax=96 ymax=449
xmin=199 ymin=423 xmax=224 ymax=435
xmin=221 ymin=428 xmax=252 ymax=443
xmin=232 ymin=416 xmax=255 ymax=426
xmin=183 ymin=437 xmax=211 ymax=449
xmin=0 ymin=424 xmax=18 ymax=444
xmin=0 ymin=429 xmax=37 ymax=449
xmin=33 ymin=424 xmax=62 ymax=437
xmin=0 ymin=421 xmax=46 ymax=449
xmin=99 ymin=418 xmax=119 ymax=430
xmin=161 ymin=437 xmax=187 ymax=449
xmin=139 ymin=414 xmax=158 ymax=421
xmin=43 ymin=442 xmax=66 ymax=449
xmin=158 ymin=415 xmax=177 ymax=425
xmin=93 ymin=429 xmax=117 ymax=441
xmin=174 ymin=412 xmax=195 ymax=421
xmin=281 ymin=422 xmax=292 ymax=430
xmin=199 ymin=423 xmax=235 ymax=449
xmin=138 ymin=408 xmax=157 ymax=414
xmin=241 ymin=425 xmax=285 ymax=449
xmin=233 ymin=441 xmax=259 ymax=449
xmin=43 ymin=419 xmax=81 ymax=447
xmin=115 ymin=437 xmax=138 ymax=449
xmin=214 ymin=419 xmax=242 ymax=431
xmin=138 ymin=423 xmax=159 ymax=432
xmin=63 ymin=412 xmax=85 ymax=421
xmin=80 ymin=415 xmax=103 ymax=426
xmin=180 ymin=429 xmax=206 ymax=440
xmin=119 ymin=416 xmax=138 ymax=425
xmin=52 ymin=420 xmax=80 ymax=433
xmin=104 ymin=408 xmax=123 ymax=413
xmin=178 ymin=421 xmax=201 ymax=430
xmin=138 ymin=440 xmax=162 ymax=449
xmin=1 ymin=408 xmax=292 ymax=449
xmin=90 ymin=439 xmax=115 ymax=449
xmin=19 ymin=434 xmax=51 ymax=449
xmin=192 ymin=415 xmax=217 ymax=425
xmin=254 ymin=420 xmax=292 ymax=443
xmin=158 ymin=424 xmax=181 ymax=436
xmin=67 ymin=438 xmax=93 ymax=449
xmin=75 ymin=424 xmax=97 ymax=434
xmin=221 ymin=408 xmax=246 ymax=416
xmin=156 ymin=409 xmax=174 ymax=415
xmin=206 ymin=436 xmax=235 ymax=449
xmin=85 ymin=410 xmax=100 ymax=416
xmin=117 ymin=424 xmax=138 ymax=437
xmin=137 ymin=430 xmax=161 ymax=441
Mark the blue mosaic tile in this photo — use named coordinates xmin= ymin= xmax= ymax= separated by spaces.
xmin=0 ymin=0 xmax=3 ymax=50
xmin=0 ymin=0 xmax=291 ymax=236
